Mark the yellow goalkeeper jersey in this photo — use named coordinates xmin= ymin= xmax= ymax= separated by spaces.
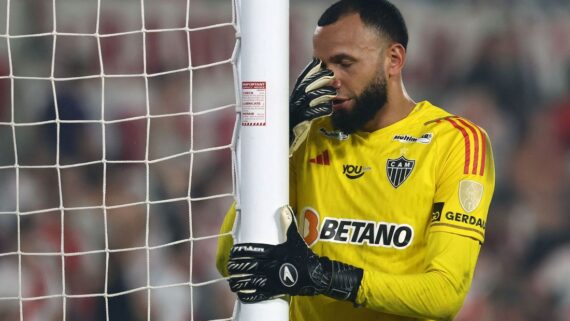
xmin=217 ymin=100 xmax=495 ymax=321
xmin=288 ymin=101 xmax=494 ymax=321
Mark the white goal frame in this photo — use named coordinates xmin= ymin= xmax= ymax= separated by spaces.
xmin=234 ymin=0 xmax=290 ymax=320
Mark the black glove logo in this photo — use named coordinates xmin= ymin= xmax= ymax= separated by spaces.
xmin=279 ymin=263 xmax=298 ymax=287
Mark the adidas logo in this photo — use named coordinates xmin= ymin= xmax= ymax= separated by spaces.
xmin=309 ymin=150 xmax=330 ymax=165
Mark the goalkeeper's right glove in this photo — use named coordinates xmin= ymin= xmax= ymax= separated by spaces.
xmin=289 ymin=58 xmax=336 ymax=155
xmin=227 ymin=206 xmax=363 ymax=303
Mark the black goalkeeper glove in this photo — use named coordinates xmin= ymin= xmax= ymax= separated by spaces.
xmin=289 ymin=58 xmax=336 ymax=155
xmin=227 ymin=206 xmax=363 ymax=303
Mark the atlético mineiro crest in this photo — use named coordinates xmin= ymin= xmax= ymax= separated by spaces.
xmin=386 ymin=156 xmax=415 ymax=188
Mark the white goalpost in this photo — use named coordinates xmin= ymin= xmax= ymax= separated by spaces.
xmin=235 ymin=0 xmax=290 ymax=320
xmin=0 ymin=0 xmax=289 ymax=320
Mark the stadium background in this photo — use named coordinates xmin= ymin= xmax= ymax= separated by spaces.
xmin=0 ymin=0 xmax=568 ymax=320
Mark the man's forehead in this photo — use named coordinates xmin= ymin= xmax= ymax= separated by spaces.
xmin=313 ymin=13 xmax=364 ymax=38
xmin=312 ymin=14 xmax=384 ymax=59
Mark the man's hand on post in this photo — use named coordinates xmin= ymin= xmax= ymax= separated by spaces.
xmin=227 ymin=206 xmax=363 ymax=304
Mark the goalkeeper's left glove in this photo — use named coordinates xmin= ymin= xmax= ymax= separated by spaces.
xmin=227 ymin=206 xmax=363 ymax=303
xmin=289 ymin=58 xmax=336 ymax=156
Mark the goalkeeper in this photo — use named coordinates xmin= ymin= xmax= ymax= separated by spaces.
xmin=217 ymin=1 xmax=495 ymax=321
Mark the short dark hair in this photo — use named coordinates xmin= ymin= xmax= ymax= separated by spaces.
xmin=318 ymin=0 xmax=409 ymax=50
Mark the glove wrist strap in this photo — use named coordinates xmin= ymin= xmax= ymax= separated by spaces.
xmin=312 ymin=257 xmax=364 ymax=302
xmin=318 ymin=257 xmax=363 ymax=302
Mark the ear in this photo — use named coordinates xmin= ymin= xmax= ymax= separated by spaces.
xmin=386 ymin=43 xmax=406 ymax=77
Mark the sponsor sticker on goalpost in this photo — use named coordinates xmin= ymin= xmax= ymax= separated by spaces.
xmin=242 ymin=81 xmax=266 ymax=126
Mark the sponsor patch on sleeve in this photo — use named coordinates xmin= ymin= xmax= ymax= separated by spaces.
xmin=430 ymin=201 xmax=487 ymax=242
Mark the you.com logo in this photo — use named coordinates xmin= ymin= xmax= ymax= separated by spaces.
xmin=342 ymin=164 xmax=372 ymax=179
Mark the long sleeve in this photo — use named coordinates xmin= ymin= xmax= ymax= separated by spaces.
xmin=356 ymin=231 xmax=481 ymax=321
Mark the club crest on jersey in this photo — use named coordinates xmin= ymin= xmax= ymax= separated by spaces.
xmin=319 ymin=128 xmax=349 ymax=141
xmin=386 ymin=156 xmax=415 ymax=188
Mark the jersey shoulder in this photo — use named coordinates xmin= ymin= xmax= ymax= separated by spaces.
xmin=420 ymin=101 xmax=492 ymax=178
xmin=420 ymin=101 xmax=489 ymax=145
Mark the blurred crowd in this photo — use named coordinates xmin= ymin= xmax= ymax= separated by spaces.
xmin=0 ymin=0 xmax=568 ymax=320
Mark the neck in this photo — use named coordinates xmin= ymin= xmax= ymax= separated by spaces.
xmin=361 ymin=79 xmax=416 ymax=132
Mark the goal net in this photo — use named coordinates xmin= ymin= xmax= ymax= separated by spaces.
xmin=0 ymin=0 xmax=243 ymax=320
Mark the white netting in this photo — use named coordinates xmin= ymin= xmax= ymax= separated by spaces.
xmin=0 ymin=0 xmax=239 ymax=320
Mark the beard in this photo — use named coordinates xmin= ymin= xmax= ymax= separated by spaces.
xmin=331 ymin=73 xmax=388 ymax=134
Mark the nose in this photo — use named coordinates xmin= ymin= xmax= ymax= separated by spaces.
xmin=330 ymin=77 xmax=341 ymax=89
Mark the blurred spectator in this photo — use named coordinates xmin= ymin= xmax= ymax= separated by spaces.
xmin=463 ymin=26 xmax=539 ymax=130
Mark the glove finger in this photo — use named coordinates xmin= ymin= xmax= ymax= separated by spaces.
xmin=228 ymin=274 xmax=269 ymax=292
xmin=278 ymin=205 xmax=312 ymax=249
xmin=279 ymin=206 xmax=305 ymax=245
xmin=228 ymin=253 xmax=284 ymax=274
xmin=305 ymin=86 xmax=336 ymax=106
xmin=291 ymin=89 xmax=334 ymax=110
xmin=230 ymin=243 xmax=275 ymax=259
xmin=306 ymin=85 xmax=336 ymax=98
xmin=293 ymin=58 xmax=322 ymax=90
xmin=300 ymin=69 xmax=334 ymax=92
xmin=302 ymin=103 xmax=333 ymax=120
xmin=304 ymin=67 xmax=334 ymax=83
xmin=227 ymin=257 xmax=263 ymax=275
xmin=290 ymin=70 xmax=334 ymax=105
xmin=306 ymin=75 xmax=334 ymax=93
xmin=290 ymin=93 xmax=309 ymax=111
xmin=290 ymin=86 xmax=335 ymax=128
xmin=237 ymin=290 xmax=283 ymax=304
xmin=309 ymin=95 xmax=335 ymax=108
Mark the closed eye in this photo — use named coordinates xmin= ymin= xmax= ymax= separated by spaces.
xmin=330 ymin=54 xmax=356 ymax=69
xmin=320 ymin=53 xmax=357 ymax=69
